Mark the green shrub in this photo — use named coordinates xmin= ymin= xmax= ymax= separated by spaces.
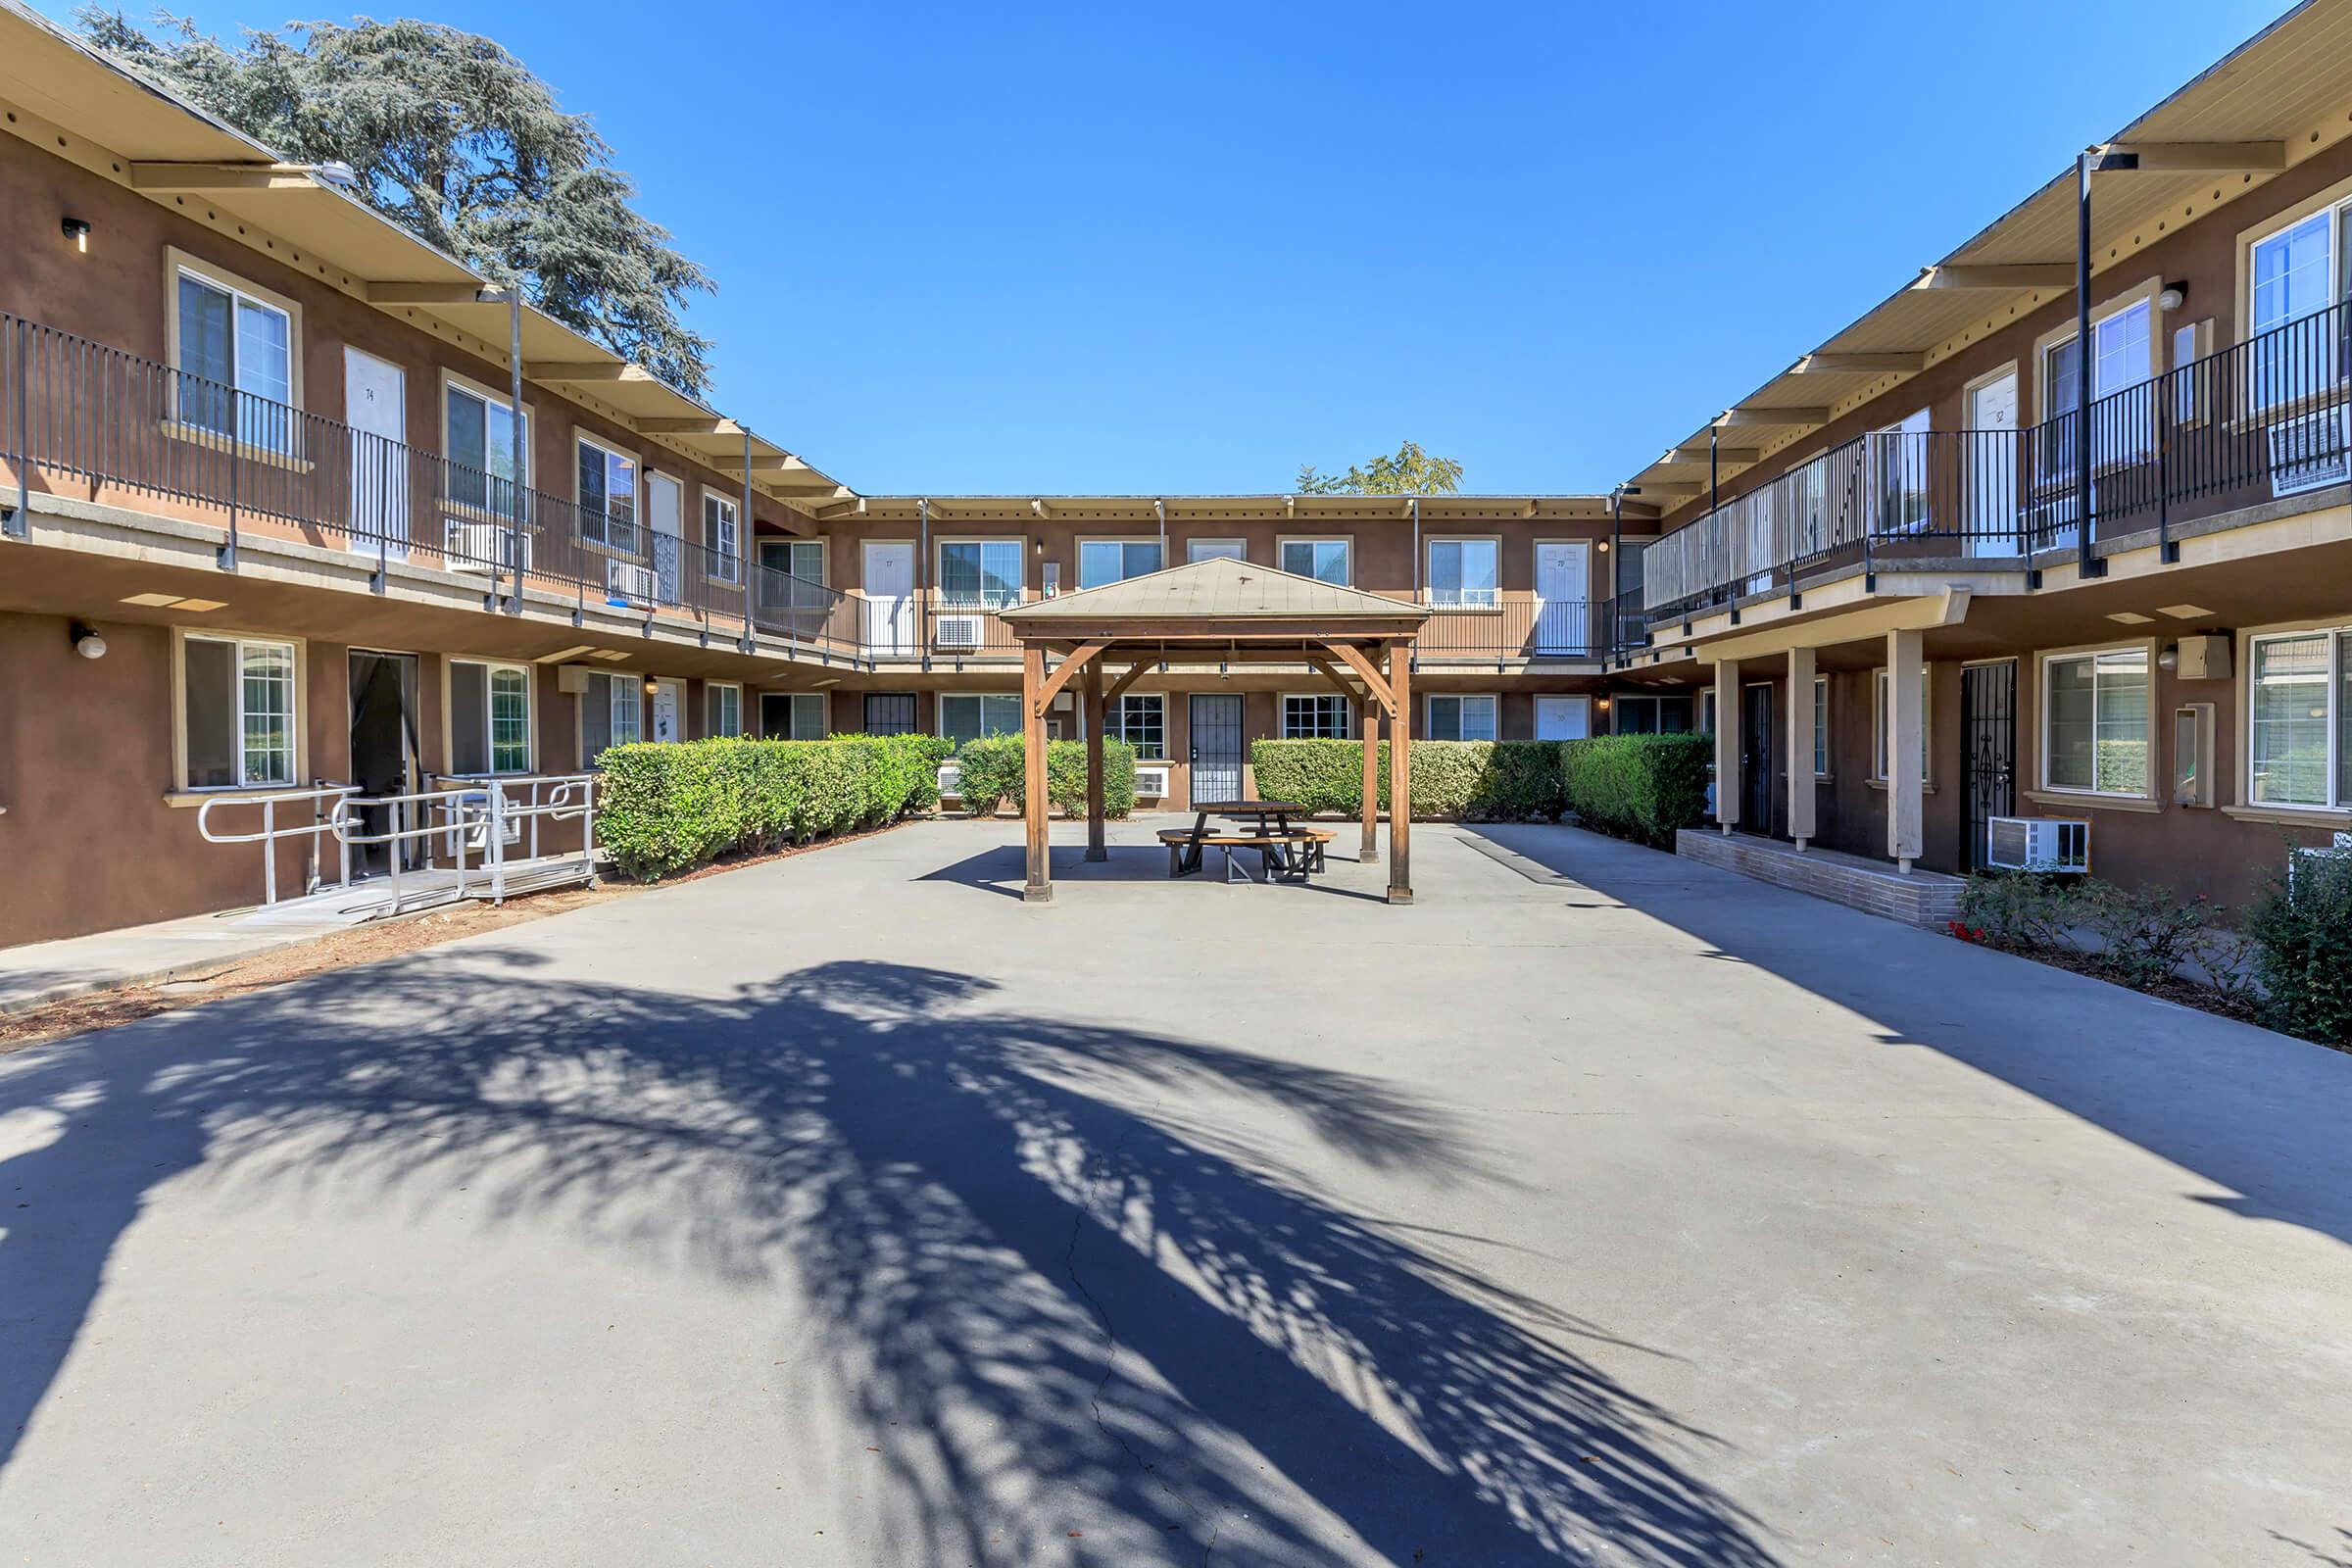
xmin=1960 ymin=871 xmax=2082 ymax=953
xmin=954 ymin=734 xmax=1138 ymax=818
xmin=2246 ymin=849 xmax=2352 ymax=1047
xmin=1244 ymin=739 xmax=1565 ymax=819
xmin=1558 ymin=733 xmax=1713 ymax=847
xmin=595 ymin=733 xmax=946 ymax=881
xmin=2080 ymin=879 xmax=2218 ymax=992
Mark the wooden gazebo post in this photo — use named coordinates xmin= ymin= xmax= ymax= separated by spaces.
xmin=1360 ymin=692 xmax=1380 ymax=861
xmin=1083 ymin=655 xmax=1106 ymax=862
xmin=1387 ymin=638 xmax=1413 ymax=905
xmin=1022 ymin=641 xmax=1052 ymax=903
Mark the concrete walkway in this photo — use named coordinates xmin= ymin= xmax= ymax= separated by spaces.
xmin=0 ymin=905 xmax=356 ymax=1015
xmin=2 ymin=819 xmax=2349 ymax=1566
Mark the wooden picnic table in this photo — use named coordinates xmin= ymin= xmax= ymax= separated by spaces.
xmin=1163 ymin=801 xmax=1323 ymax=881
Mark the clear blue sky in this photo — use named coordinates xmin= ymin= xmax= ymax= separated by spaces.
xmin=95 ymin=0 xmax=2288 ymax=494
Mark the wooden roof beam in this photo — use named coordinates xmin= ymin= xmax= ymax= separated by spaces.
xmin=1665 ymin=444 xmax=1761 ymax=465
xmin=1912 ymin=263 xmax=2076 ymax=290
xmin=1790 ymin=351 xmax=1926 ymax=375
xmin=1720 ymin=406 xmax=1831 ymax=427
xmin=527 ymin=361 xmax=651 ymax=382
xmin=365 ymin=280 xmax=488 ymax=305
xmin=2093 ymin=141 xmax=2285 ymax=173
xmin=635 ymin=416 xmax=732 ymax=434
xmin=127 ymin=160 xmax=316 ymax=191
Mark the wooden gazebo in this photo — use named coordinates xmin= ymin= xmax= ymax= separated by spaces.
xmin=996 ymin=556 xmax=1430 ymax=906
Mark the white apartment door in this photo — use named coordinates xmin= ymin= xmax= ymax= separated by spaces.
xmin=1534 ymin=696 xmax=1592 ymax=740
xmin=651 ymin=678 xmax=685 ymax=743
xmin=1966 ymin=369 xmax=2020 ymax=556
xmin=648 ymin=472 xmax=684 ymax=603
xmin=1534 ymin=542 xmax=1591 ymax=655
xmin=864 ymin=541 xmax=915 ymax=655
xmin=343 ymin=347 xmax=407 ymax=561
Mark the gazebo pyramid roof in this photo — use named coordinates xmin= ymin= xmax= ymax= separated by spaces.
xmin=999 ymin=555 xmax=1428 ymax=625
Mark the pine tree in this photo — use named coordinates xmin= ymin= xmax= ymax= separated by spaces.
xmin=77 ymin=10 xmax=718 ymax=398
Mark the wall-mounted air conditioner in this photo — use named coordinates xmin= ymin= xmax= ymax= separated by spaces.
xmin=935 ymin=613 xmax=984 ymax=649
xmin=2269 ymin=407 xmax=2350 ymax=497
xmin=607 ymin=560 xmax=661 ymax=608
xmin=1984 ymin=815 xmax=2089 ymax=873
xmin=1134 ymin=762 xmax=1172 ymax=799
xmin=445 ymin=518 xmax=528 ymax=575
xmin=935 ymin=760 xmax=963 ymax=802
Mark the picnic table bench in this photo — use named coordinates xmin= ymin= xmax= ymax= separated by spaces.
xmin=1157 ymin=802 xmax=1332 ymax=882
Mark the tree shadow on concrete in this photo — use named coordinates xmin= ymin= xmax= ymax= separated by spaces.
xmin=0 ymin=953 xmax=1777 ymax=1566
xmin=1463 ymin=821 xmax=2352 ymax=1252
xmin=922 ymin=842 xmax=1395 ymax=905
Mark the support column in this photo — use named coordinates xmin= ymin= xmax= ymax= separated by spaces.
xmin=1786 ymin=646 xmax=1816 ymax=852
xmin=1359 ymin=690 xmax=1380 ymax=860
xmin=1083 ymin=655 xmax=1106 ymax=862
xmin=1886 ymin=628 xmax=1925 ymax=874
xmin=1713 ymin=658 xmax=1740 ymax=834
xmin=1022 ymin=642 xmax=1053 ymax=902
xmin=1387 ymin=642 xmax=1413 ymax=905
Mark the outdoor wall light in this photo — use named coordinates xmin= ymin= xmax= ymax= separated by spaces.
xmin=642 ymin=675 xmax=660 ymax=696
xmin=2158 ymin=644 xmax=2180 ymax=671
xmin=1596 ymin=539 xmax=1610 ymax=553
xmin=2159 ymin=281 xmax=2188 ymax=312
xmin=1595 ymin=694 xmax=1612 ymax=711
xmin=61 ymin=218 xmax=90 ymax=253
xmin=70 ymin=620 xmax=106 ymax=660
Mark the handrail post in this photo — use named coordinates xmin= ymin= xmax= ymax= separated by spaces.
xmin=262 ymin=796 xmax=276 ymax=905
xmin=219 ymin=386 xmax=240 ymax=571
xmin=489 ymin=783 xmax=508 ymax=905
xmin=2073 ymin=149 xmax=2106 ymax=581
xmin=9 ymin=315 xmax=27 ymax=539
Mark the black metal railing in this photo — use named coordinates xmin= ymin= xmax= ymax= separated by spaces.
xmin=0 ymin=310 xmax=865 ymax=663
xmin=1642 ymin=297 xmax=2352 ymax=615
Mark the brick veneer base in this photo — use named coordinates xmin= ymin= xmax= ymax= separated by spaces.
xmin=1673 ymin=829 xmax=1966 ymax=929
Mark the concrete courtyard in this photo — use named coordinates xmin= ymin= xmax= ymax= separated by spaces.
xmin=3 ymin=818 xmax=2349 ymax=1565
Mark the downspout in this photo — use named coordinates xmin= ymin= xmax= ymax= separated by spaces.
xmin=740 ymin=427 xmax=755 ymax=652
xmin=1409 ymin=496 xmax=1422 ymax=676
xmin=1155 ymin=497 xmax=1166 ymax=564
xmin=917 ymin=497 xmax=930 ymax=673
xmin=506 ymin=287 xmax=524 ymax=613
xmin=2073 ymin=149 xmax=2105 ymax=581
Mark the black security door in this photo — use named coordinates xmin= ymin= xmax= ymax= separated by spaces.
xmin=1189 ymin=694 xmax=1246 ymax=807
xmin=863 ymin=693 xmax=917 ymax=736
xmin=1740 ymin=684 xmax=1774 ymax=834
xmin=1961 ymin=661 xmax=2017 ymax=870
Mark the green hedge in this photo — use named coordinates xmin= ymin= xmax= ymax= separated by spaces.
xmin=595 ymin=733 xmax=952 ymax=881
xmin=1245 ymin=740 xmax=1568 ymax=820
xmin=955 ymin=734 xmax=1139 ymax=818
xmin=1559 ymin=733 xmax=1713 ymax=848
xmin=2247 ymin=846 xmax=2352 ymax=1047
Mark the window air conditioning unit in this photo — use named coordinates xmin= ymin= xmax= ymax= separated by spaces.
xmin=2270 ymin=408 xmax=2350 ymax=497
xmin=936 ymin=613 xmax=984 ymax=649
xmin=1984 ymin=815 xmax=2090 ymax=874
xmin=445 ymin=518 xmax=528 ymax=575
xmin=935 ymin=760 xmax=962 ymax=803
xmin=1134 ymin=762 xmax=1172 ymax=799
xmin=607 ymin=560 xmax=662 ymax=608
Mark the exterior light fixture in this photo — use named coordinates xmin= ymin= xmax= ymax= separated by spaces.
xmin=1595 ymin=694 xmax=1612 ymax=711
xmin=70 ymin=620 xmax=107 ymax=659
xmin=2157 ymin=644 xmax=2180 ymax=672
xmin=2158 ymin=281 xmax=2187 ymax=312
xmin=62 ymin=218 xmax=90 ymax=253
xmin=314 ymin=160 xmax=359 ymax=189
xmin=642 ymin=675 xmax=660 ymax=696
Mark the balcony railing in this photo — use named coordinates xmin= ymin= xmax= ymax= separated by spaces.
xmin=1642 ymin=297 xmax=2352 ymax=616
xmin=1415 ymin=598 xmax=1618 ymax=661
xmin=0 ymin=310 xmax=864 ymax=663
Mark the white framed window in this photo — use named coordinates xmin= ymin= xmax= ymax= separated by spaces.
xmin=1872 ymin=408 xmax=1933 ymax=533
xmin=1426 ymin=538 xmax=1500 ymax=607
xmin=581 ymin=670 xmax=642 ymax=764
xmin=2041 ymin=297 xmax=2155 ymax=466
xmin=937 ymin=540 xmax=1023 ymax=607
xmin=1425 ymin=694 xmax=1497 ymax=742
xmin=1078 ymin=538 xmax=1163 ymax=588
xmin=450 ymin=659 xmax=531 ymax=775
xmin=2249 ymin=206 xmax=2346 ymax=404
xmin=1283 ymin=693 xmax=1352 ymax=739
xmin=2041 ymin=648 xmax=2151 ymax=797
xmin=764 ymin=691 xmax=828 ymax=740
xmin=1279 ymin=538 xmax=1351 ymax=585
xmin=576 ymin=435 xmax=640 ymax=551
xmin=1700 ymin=689 xmax=1717 ymax=736
xmin=940 ymin=692 xmax=1022 ymax=750
xmin=171 ymin=260 xmax=295 ymax=451
xmin=703 ymin=493 xmax=741 ymax=584
xmin=707 ymin=680 xmax=743 ymax=739
xmin=1872 ymin=668 xmax=1934 ymax=783
xmin=2247 ymin=627 xmax=2352 ymax=808
xmin=1104 ymin=693 xmax=1165 ymax=759
xmin=1812 ymin=675 xmax=1830 ymax=777
xmin=180 ymin=633 xmax=297 ymax=789
xmin=761 ymin=538 xmax=825 ymax=583
xmin=443 ymin=377 xmax=528 ymax=515
xmin=1612 ymin=694 xmax=1694 ymax=735
xmin=1188 ymin=538 xmax=1247 ymax=563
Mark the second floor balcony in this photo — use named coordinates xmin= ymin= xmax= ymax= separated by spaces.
xmin=1642 ymin=297 xmax=2352 ymax=619
xmin=0 ymin=310 xmax=865 ymax=663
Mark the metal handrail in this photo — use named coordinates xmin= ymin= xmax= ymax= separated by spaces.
xmin=0 ymin=310 xmax=863 ymax=662
xmin=332 ymin=772 xmax=599 ymax=908
xmin=193 ymin=783 xmax=362 ymax=905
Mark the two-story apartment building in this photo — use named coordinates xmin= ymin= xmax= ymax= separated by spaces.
xmin=8 ymin=0 xmax=2352 ymax=947
xmin=1601 ymin=0 xmax=2352 ymax=909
